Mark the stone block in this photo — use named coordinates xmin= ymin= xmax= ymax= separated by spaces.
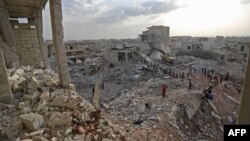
xmin=40 ymin=91 xmax=50 ymax=101
xmin=80 ymin=112 xmax=91 ymax=123
xmin=20 ymin=113 xmax=44 ymax=131
xmin=47 ymin=112 xmax=72 ymax=127
xmin=18 ymin=101 xmax=31 ymax=114
xmin=4 ymin=122 xmax=23 ymax=140
xmin=32 ymin=136 xmax=48 ymax=141
xmin=48 ymin=96 xmax=67 ymax=108
xmin=15 ymin=68 xmax=24 ymax=75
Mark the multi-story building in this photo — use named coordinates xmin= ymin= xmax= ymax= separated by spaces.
xmin=238 ymin=42 xmax=250 ymax=59
xmin=46 ymin=40 xmax=96 ymax=60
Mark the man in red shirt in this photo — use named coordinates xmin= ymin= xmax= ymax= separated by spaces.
xmin=162 ymin=83 xmax=167 ymax=98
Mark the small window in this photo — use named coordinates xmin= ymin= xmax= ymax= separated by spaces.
xmin=70 ymin=46 xmax=73 ymax=50
xmin=187 ymin=46 xmax=191 ymax=50
xmin=240 ymin=46 xmax=245 ymax=52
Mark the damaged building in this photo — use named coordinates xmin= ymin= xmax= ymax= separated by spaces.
xmin=139 ymin=26 xmax=171 ymax=60
xmin=1 ymin=0 xmax=250 ymax=141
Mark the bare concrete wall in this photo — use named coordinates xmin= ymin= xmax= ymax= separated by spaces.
xmin=14 ymin=27 xmax=42 ymax=66
xmin=0 ymin=35 xmax=18 ymax=68
xmin=0 ymin=49 xmax=13 ymax=104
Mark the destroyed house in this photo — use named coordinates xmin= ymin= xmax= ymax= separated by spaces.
xmin=0 ymin=0 xmax=71 ymax=103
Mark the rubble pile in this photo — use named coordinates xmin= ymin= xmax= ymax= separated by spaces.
xmin=106 ymin=78 xmax=197 ymax=123
xmin=174 ymin=55 xmax=245 ymax=84
xmin=104 ymin=77 xmax=224 ymax=140
xmin=0 ymin=67 xmax=126 ymax=141
xmin=174 ymin=55 xmax=220 ymax=71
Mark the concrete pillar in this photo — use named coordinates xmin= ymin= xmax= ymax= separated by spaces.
xmin=125 ymin=51 xmax=128 ymax=64
xmin=49 ymin=0 xmax=70 ymax=87
xmin=92 ymin=81 xmax=100 ymax=109
xmin=0 ymin=49 xmax=13 ymax=104
xmin=238 ymin=46 xmax=250 ymax=124
xmin=0 ymin=0 xmax=16 ymax=46
xmin=37 ymin=9 xmax=50 ymax=69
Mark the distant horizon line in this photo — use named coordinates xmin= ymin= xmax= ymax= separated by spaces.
xmin=45 ymin=35 xmax=250 ymax=41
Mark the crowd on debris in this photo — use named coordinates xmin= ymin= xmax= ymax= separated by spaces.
xmin=0 ymin=66 xmax=126 ymax=141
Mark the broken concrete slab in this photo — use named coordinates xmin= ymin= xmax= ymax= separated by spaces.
xmin=9 ymin=73 xmax=20 ymax=81
xmin=29 ymin=129 xmax=44 ymax=137
xmin=27 ymin=77 xmax=39 ymax=94
xmin=18 ymin=101 xmax=31 ymax=114
xmin=40 ymin=91 xmax=50 ymax=101
xmin=32 ymin=136 xmax=48 ymax=141
xmin=80 ymin=112 xmax=91 ymax=123
xmin=33 ymin=69 xmax=44 ymax=75
xmin=185 ymin=91 xmax=202 ymax=119
xmin=47 ymin=112 xmax=72 ymax=127
xmin=64 ymin=98 xmax=81 ymax=110
xmin=48 ymin=96 xmax=67 ymax=108
xmin=4 ymin=122 xmax=23 ymax=140
xmin=20 ymin=113 xmax=44 ymax=131
xmin=15 ymin=68 xmax=24 ymax=75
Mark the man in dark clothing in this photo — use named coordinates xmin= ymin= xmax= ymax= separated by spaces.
xmin=162 ymin=84 xmax=167 ymax=98
xmin=201 ymin=89 xmax=213 ymax=101
xmin=188 ymin=79 xmax=192 ymax=91
xmin=92 ymin=86 xmax=95 ymax=96
xmin=220 ymin=75 xmax=223 ymax=84
xmin=225 ymin=72 xmax=229 ymax=81
xmin=101 ymin=81 xmax=104 ymax=90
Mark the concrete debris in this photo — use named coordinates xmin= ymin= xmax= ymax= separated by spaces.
xmin=211 ymin=111 xmax=221 ymax=120
xmin=15 ymin=68 xmax=24 ymax=75
xmin=47 ymin=112 xmax=72 ymax=127
xmin=18 ymin=101 xmax=31 ymax=114
xmin=185 ymin=91 xmax=202 ymax=119
xmin=19 ymin=113 xmax=44 ymax=131
xmin=0 ymin=67 xmax=126 ymax=141
xmin=1 ymin=53 xmax=243 ymax=141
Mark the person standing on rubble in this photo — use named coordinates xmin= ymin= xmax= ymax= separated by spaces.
xmin=188 ymin=78 xmax=192 ymax=91
xmin=225 ymin=72 xmax=229 ymax=81
xmin=213 ymin=75 xmax=219 ymax=86
xmin=220 ymin=74 xmax=223 ymax=84
xmin=92 ymin=86 xmax=95 ymax=96
xmin=162 ymin=83 xmax=167 ymax=98
xmin=237 ymin=83 xmax=241 ymax=94
xmin=102 ymin=81 xmax=105 ymax=90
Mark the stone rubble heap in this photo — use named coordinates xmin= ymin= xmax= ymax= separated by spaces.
xmin=104 ymin=77 xmax=224 ymax=140
xmin=0 ymin=66 xmax=125 ymax=141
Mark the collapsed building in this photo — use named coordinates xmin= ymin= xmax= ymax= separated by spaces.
xmin=0 ymin=0 xmax=126 ymax=141
xmin=1 ymin=0 xmax=250 ymax=141
xmin=46 ymin=40 xmax=98 ymax=62
xmin=139 ymin=26 xmax=171 ymax=60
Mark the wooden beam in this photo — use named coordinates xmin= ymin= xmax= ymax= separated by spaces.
xmin=49 ymin=0 xmax=70 ymax=87
xmin=37 ymin=9 xmax=49 ymax=69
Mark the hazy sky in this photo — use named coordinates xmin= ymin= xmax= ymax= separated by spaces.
xmin=42 ymin=0 xmax=250 ymax=40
